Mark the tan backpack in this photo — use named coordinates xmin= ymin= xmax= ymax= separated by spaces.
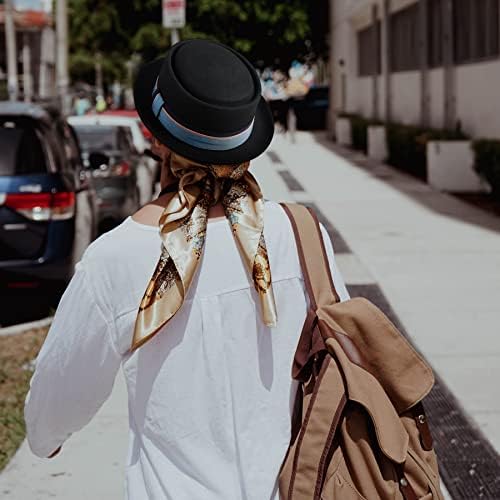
xmin=279 ymin=203 xmax=444 ymax=500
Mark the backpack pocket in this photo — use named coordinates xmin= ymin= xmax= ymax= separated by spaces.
xmin=322 ymin=468 xmax=368 ymax=500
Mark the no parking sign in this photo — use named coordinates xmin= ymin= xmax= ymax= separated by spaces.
xmin=162 ymin=0 xmax=186 ymax=29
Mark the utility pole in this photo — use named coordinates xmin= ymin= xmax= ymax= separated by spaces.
xmin=56 ymin=0 xmax=69 ymax=114
xmin=4 ymin=0 xmax=18 ymax=101
xmin=22 ymin=32 xmax=33 ymax=102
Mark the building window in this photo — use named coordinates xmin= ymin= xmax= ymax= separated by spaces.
xmin=428 ymin=0 xmax=443 ymax=67
xmin=454 ymin=0 xmax=499 ymax=63
xmin=358 ymin=22 xmax=381 ymax=76
xmin=390 ymin=3 xmax=420 ymax=72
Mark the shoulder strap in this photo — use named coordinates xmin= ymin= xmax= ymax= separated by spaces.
xmin=281 ymin=203 xmax=340 ymax=309
xmin=279 ymin=355 xmax=348 ymax=500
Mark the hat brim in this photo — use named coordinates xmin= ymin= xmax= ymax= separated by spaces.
xmin=134 ymin=58 xmax=274 ymax=164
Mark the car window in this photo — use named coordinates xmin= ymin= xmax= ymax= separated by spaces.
xmin=114 ymin=127 xmax=131 ymax=153
xmin=0 ymin=121 xmax=48 ymax=176
xmin=73 ymin=125 xmax=119 ymax=152
xmin=59 ymin=121 xmax=82 ymax=171
xmin=123 ymin=128 xmax=136 ymax=154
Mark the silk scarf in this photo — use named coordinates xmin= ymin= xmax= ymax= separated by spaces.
xmin=131 ymin=153 xmax=277 ymax=351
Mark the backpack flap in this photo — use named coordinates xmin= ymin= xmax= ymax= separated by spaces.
xmin=325 ymin=333 xmax=409 ymax=464
xmin=318 ymin=299 xmax=435 ymax=415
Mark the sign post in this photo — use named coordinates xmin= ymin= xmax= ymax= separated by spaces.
xmin=162 ymin=0 xmax=186 ymax=46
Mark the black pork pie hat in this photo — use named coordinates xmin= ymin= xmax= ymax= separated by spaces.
xmin=134 ymin=39 xmax=274 ymax=164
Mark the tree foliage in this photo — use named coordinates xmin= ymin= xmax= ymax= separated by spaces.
xmin=68 ymin=0 xmax=328 ymax=86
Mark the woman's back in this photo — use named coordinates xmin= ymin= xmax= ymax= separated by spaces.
xmin=32 ymin=202 xmax=345 ymax=500
xmin=81 ymin=201 xmax=347 ymax=499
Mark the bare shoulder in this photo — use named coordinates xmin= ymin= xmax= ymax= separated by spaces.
xmin=131 ymin=202 xmax=164 ymax=227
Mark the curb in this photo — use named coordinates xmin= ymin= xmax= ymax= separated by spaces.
xmin=0 ymin=317 xmax=53 ymax=337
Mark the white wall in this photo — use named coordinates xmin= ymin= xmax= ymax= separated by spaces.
xmin=331 ymin=0 xmax=500 ymax=139
xmin=456 ymin=60 xmax=500 ymax=138
xmin=354 ymin=76 xmax=373 ymax=116
xmin=428 ymin=68 xmax=445 ymax=130
xmin=391 ymin=72 xmax=421 ymax=125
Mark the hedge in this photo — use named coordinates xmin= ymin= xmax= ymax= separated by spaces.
xmin=473 ymin=139 xmax=500 ymax=200
xmin=386 ymin=123 xmax=467 ymax=180
xmin=338 ymin=113 xmax=382 ymax=153
xmin=337 ymin=114 xmax=468 ymax=180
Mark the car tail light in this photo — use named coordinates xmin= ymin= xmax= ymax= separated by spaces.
xmin=3 ymin=192 xmax=75 ymax=221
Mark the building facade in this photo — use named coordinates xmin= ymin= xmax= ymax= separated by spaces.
xmin=329 ymin=0 xmax=500 ymax=138
xmin=0 ymin=7 xmax=56 ymax=100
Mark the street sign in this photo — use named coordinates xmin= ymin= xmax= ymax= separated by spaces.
xmin=162 ymin=0 xmax=186 ymax=29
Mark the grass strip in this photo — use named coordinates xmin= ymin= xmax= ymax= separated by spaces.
xmin=0 ymin=327 xmax=48 ymax=471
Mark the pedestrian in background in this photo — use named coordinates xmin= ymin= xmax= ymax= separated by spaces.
xmin=73 ymin=91 xmax=91 ymax=116
xmin=95 ymin=94 xmax=107 ymax=113
xmin=24 ymin=39 xmax=349 ymax=499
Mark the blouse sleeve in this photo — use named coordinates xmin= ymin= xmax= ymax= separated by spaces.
xmin=24 ymin=262 xmax=122 ymax=458
xmin=319 ymin=223 xmax=350 ymax=302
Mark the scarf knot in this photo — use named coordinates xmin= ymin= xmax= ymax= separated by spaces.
xmin=131 ymin=153 xmax=277 ymax=351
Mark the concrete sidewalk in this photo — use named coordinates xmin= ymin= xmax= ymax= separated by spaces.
xmin=0 ymin=370 xmax=128 ymax=499
xmin=2 ymin=130 xmax=497 ymax=498
xmin=256 ymin=132 xmax=500 ymax=453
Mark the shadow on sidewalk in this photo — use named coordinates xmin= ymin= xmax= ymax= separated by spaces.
xmin=311 ymin=133 xmax=500 ymax=236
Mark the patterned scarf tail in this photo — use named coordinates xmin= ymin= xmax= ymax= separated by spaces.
xmin=131 ymin=155 xmax=277 ymax=352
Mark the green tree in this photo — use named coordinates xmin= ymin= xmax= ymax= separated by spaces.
xmin=68 ymin=0 xmax=327 ymax=84
xmin=184 ymin=0 xmax=311 ymax=67
xmin=68 ymin=0 xmax=129 ymax=85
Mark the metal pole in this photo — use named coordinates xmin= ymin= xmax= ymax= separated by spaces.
xmin=56 ymin=0 xmax=69 ymax=114
xmin=5 ymin=0 xmax=18 ymax=102
xmin=171 ymin=28 xmax=180 ymax=46
xmin=22 ymin=32 xmax=33 ymax=102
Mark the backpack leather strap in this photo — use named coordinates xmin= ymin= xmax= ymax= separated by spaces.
xmin=281 ymin=203 xmax=340 ymax=309
xmin=280 ymin=203 xmax=348 ymax=499
xmin=281 ymin=356 xmax=348 ymax=500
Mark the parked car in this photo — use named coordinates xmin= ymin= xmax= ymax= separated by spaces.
xmin=101 ymin=109 xmax=153 ymax=141
xmin=0 ymin=102 xmax=98 ymax=322
xmin=291 ymin=85 xmax=329 ymax=130
xmin=69 ymin=118 xmax=143 ymax=234
xmin=70 ymin=114 xmax=157 ymax=205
